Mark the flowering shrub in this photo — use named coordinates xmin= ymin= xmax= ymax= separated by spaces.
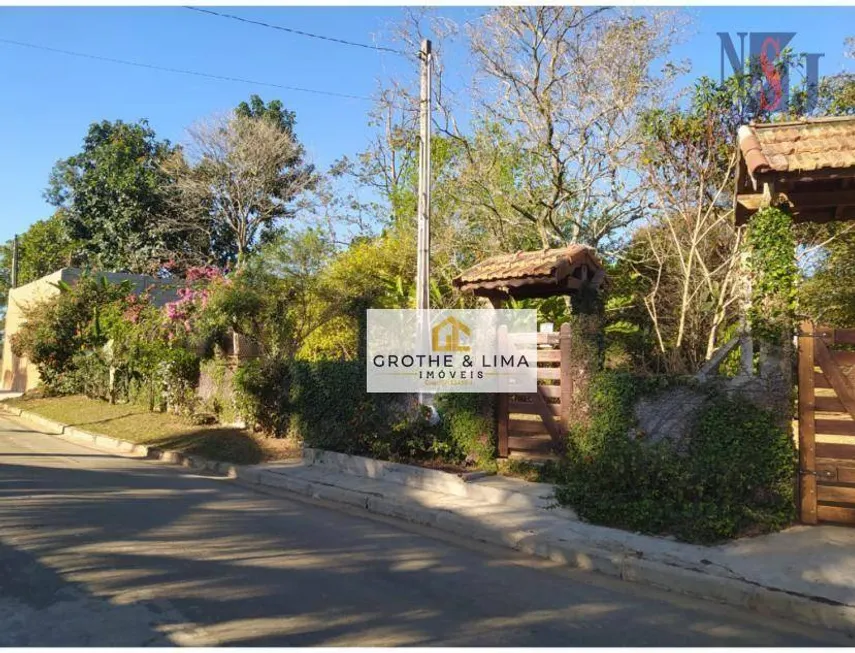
xmin=163 ymin=266 xmax=226 ymax=338
xmin=11 ymin=275 xmax=132 ymax=393
xmin=13 ymin=270 xmax=215 ymax=415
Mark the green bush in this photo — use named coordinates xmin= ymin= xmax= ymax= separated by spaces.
xmin=68 ymin=349 xmax=112 ymax=401
xmin=556 ymin=372 xmax=796 ymax=544
xmin=683 ymin=396 xmax=796 ymax=538
xmin=288 ymin=363 xmax=503 ymax=466
xmin=434 ymin=393 xmax=496 ymax=468
xmin=233 ymin=358 xmax=292 ymax=438
xmin=158 ymin=347 xmax=201 ymax=415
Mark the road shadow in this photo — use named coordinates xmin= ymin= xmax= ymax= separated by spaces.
xmin=0 ymin=538 xmax=176 ymax=645
xmin=0 ymin=457 xmax=843 ymax=647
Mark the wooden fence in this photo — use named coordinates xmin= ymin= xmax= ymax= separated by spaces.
xmin=798 ymin=322 xmax=855 ymax=525
xmin=497 ymin=322 xmax=573 ymax=459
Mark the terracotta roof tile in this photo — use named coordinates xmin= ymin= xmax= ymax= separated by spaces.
xmin=738 ymin=117 xmax=855 ymax=177
xmin=453 ymin=245 xmax=602 ymax=287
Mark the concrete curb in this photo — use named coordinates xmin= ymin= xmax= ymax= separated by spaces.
xmin=302 ymin=447 xmax=568 ymax=513
xmin=2 ymin=402 xmax=854 ymax=636
xmin=0 ymin=403 xmax=240 ymax=478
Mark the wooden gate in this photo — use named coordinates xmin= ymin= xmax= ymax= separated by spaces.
xmin=497 ymin=322 xmax=572 ymax=459
xmin=798 ymin=322 xmax=855 ymax=525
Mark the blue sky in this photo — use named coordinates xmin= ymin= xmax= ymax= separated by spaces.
xmin=0 ymin=5 xmax=853 ymax=244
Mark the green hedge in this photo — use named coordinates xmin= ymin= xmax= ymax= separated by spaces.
xmin=233 ymin=358 xmax=497 ymax=468
xmin=289 ymin=360 xmax=414 ymax=457
xmin=556 ymin=372 xmax=797 ymax=543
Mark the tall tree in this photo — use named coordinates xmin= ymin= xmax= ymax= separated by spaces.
xmin=165 ymin=113 xmax=316 ymax=263
xmin=456 ymin=7 xmax=683 ymax=251
xmin=45 ymin=120 xmax=183 ymax=273
xmin=618 ymin=75 xmax=768 ymax=372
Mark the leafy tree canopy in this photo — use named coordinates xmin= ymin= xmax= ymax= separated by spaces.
xmin=0 ymin=211 xmax=80 ymax=333
xmin=44 ymin=119 xmax=181 ymax=274
xmin=236 ymin=94 xmax=297 ymax=136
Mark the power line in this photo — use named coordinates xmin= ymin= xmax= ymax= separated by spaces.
xmin=0 ymin=37 xmax=372 ymax=101
xmin=184 ymin=6 xmax=407 ymax=56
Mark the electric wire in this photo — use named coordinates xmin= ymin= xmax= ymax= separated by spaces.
xmin=183 ymin=6 xmax=407 ymax=56
xmin=0 ymin=37 xmax=373 ymax=101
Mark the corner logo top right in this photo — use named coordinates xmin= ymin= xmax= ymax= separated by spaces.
xmin=718 ymin=32 xmax=824 ymax=113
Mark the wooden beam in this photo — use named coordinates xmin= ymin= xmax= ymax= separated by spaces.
xmin=817 ymin=461 xmax=855 ymax=484
xmin=798 ymin=321 xmax=817 ymax=524
xmin=825 ymin=327 xmax=855 ymax=344
xmin=818 ymin=484 xmax=855 ymax=504
xmin=815 ymin=396 xmax=845 ymax=413
xmin=817 ymin=442 xmax=855 ymax=459
xmin=761 ymin=180 xmax=776 ymax=207
xmin=496 ymin=323 xmax=509 ymax=458
xmin=486 ymin=294 xmax=505 ymax=309
xmin=507 ymin=434 xmax=552 ymax=453
xmin=815 ymin=336 xmax=855 ymax=422
xmin=497 ymin=394 xmax=509 ymax=458
xmin=537 ymin=384 xmax=561 ymax=399
xmin=559 ymin=322 xmax=572 ymax=434
xmin=736 ymin=203 xmax=855 ymax=226
xmin=509 ymin=399 xmax=560 ymax=417
xmin=537 ymin=367 xmax=561 ymax=380
xmin=738 ymin=190 xmax=855 ymax=211
xmin=768 ymin=165 xmax=855 ymax=183
xmin=536 ymin=349 xmax=562 ymax=363
xmin=695 ymin=335 xmax=740 ymax=381
xmin=817 ymin=504 xmax=855 ymax=525
xmin=531 ymin=387 xmax=565 ymax=449
xmin=815 ymin=418 xmax=855 ymax=436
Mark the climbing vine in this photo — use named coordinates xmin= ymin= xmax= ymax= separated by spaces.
xmin=555 ymin=372 xmax=796 ymax=543
xmin=746 ymin=206 xmax=798 ymax=343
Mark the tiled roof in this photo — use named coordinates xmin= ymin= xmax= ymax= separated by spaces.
xmin=738 ymin=116 xmax=855 ymax=177
xmin=454 ymin=245 xmax=602 ymax=287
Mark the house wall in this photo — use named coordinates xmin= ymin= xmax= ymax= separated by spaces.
xmin=1 ymin=268 xmax=180 ymax=393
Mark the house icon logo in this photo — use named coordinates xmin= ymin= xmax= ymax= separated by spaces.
xmin=431 ymin=316 xmax=471 ymax=352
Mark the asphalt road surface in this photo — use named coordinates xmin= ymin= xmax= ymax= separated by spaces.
xmin=0 ymin=414 xmax=849 ymax=646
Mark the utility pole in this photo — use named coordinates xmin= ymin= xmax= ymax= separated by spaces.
xmin=416 ymin=39 xmax=433 ymax=409
xmin=11 ymin=234 xmax=19 ymax=289
xmin=416 ymin=38 xmax=432 ymax=315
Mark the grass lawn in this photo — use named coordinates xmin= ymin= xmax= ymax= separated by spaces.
xmin=5 ymin=394 xmax=299 ymax=465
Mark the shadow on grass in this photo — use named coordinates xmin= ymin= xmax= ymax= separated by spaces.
xmin=147 ymin=428 xmax=267 ymax=465
xmin=67 ymin=411 xmax=150 ymax=428
xmin=8 ymin=395 xmax=276 ymax=466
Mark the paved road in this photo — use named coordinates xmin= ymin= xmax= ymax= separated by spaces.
xmin=0 ymin=415 xmax=848 ymax=646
